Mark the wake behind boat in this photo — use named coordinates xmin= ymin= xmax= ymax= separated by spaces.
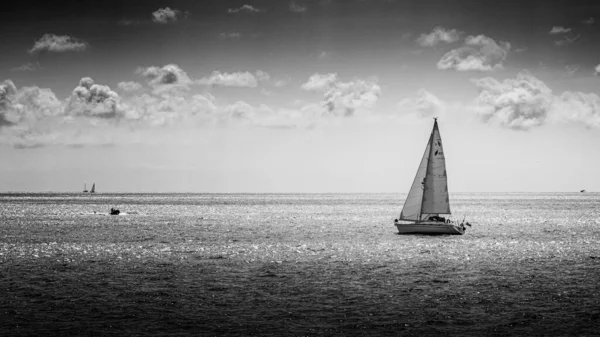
xmin=394 ymin=118 xmax=469 ymax=235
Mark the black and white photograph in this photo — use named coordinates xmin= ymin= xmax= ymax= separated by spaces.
xmin=1 ymin=0 xmax=599 ymax=335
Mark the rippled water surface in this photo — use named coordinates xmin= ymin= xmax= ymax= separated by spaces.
xmin=1 ymin=193 xmax=599 ymax=336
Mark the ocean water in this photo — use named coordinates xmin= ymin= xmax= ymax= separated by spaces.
xmin=1 ymin=192 xmax=599 ymax=336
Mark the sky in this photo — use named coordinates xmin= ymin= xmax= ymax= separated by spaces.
xmin=1 ymin=0 xmax=600 ymax=193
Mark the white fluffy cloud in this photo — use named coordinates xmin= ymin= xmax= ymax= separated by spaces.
xmin=152 ymin=7 xmax=180 ymax=24
xmin=549 ymin=26 xmax=571 ymax=34
xmin=554 ymin=92 xmax=600 ymax=128
xmin=137 ymin=64 xmax=192 ymax=93
xmin=437 ymin=34 xmax=510 ymax=71
xmin=301 ymin=73 xmax=381 ymax=117
xmin=67 ymin=77 xmax=121 ymax=119
xmin=1 ymin=80 xmax=62 ymax=128
xmin=472 ymin=70 xmax=600 ymax=130
xmin=416 ymin=27 xmax=460 ymax=47
xmin=594 ymin=64 xmax=600 ymax=75
xmin=120 ymin=92 xmax=217 ymax=127
xmin=28 ymin=34 xmax=88 ymax=54
xmin=227 ymin=5 xmax=262 ymax=13
xmin=301 ymin=73 xmax=337 ymax=91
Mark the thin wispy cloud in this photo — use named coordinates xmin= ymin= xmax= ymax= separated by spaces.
xmin=197 ymin=71 xmax=269 ymax=88
xmin=28 ymin=34 xmax=88 ymax=54
xmin=219 ymin=32 xmax=242 ymax=40
xmin=583 ymin=17 xmax=595 ymax=25
xmin=398 ymin=89 xmax=446 ymax=118
xmin=549 ymin=26 xmax=571 ymax=34
xmin=565 ymin=64 xmax=580 ymax=76
xmin=290 ymin=1 xmax=307 ymax=13
xmin=595 ymin=64 xmax=600 ymax=76
xmin=118 ymin=19 xmax=141 ymax=26
xmin=12 ymin=62 xmax=40 ymax=72
xmin=228 ymin=5 xmax=263 ymax=13
xmin=554 ymin=34 xmax=580 ymax=47
xmin=416 ymin=27 xmax=460 ymax=47
xmin=152 ymin=7 xmax=181 ymax=24
xmin=437 ymin=34 xmax=510 ymax=71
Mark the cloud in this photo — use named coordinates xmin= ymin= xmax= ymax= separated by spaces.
xmin=0 ymin=80 xmax=66 ymax=147
xmin=118 ymin=19 xmax=141 ymax=26
xmin=120 ymin=92 xmax=217 ymax=127
xmin=290 ymin=1 xmax=307 ymax=13
xmin=471 ymin=71 xmax=552 ymax=130
xmin=118 ymin=81 xmax=143 ymax=92
xmin=554 ymin=34 xmax=580 ymax=47
xmin=152 ymin=7 xmax=180 ymax=24
xmin=12 ymin=62 xmax=40 ymax=72
xmin=301 ymin=73 xmax=381 ymax=117
xmin=565 ymin=64 xmax=580 ymax=76
xmin=318 ymin=51 xmax=332 ymax=59
xmin=228 ymin=5 xmax=262 ymax=13
xmin=471 ymin=70 xmax=600 ymax=130
xmin=398 ymin=89 xmax=445 ymax=118
xmin=219 ymin=32 xmax=242 ymax=39
xmin=221 ymin=101 xmax=314 ymax=129
xmin=583 ymin=17 xmax=595 ymax=25
xmin=437 ymin=34 xmax=510 ymax=71
xmin=595 ymin=64 xmax=600 ymax=76
xmin=1 ymin=80 xmax=18 ymax=126
xmin=66 ymin=77 xmax=121 ymax=119
xmin=136 ymin=64 xmax=192 ymax=92
xmin=549 ymin=26 xmax=571 ymax=34
xmin=301 ymin=73 xmax=337 ymax=91
xmin=28 ymin=34 xmax=88 ymax=54
xmin=416 ymin=27 xmax=460 ymax=47
xmin=0 ymin=76 xmax=223 ymax=148
xmin=197 ymin=71 xmax=269 ymax=88
xmin=554 ymin=92 xmax=600 ymax=128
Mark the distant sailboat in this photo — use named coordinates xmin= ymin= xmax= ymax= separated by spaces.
xmin=394 ymin=118 xmax=469 ymax=235
xmin=83 ymin=183 xmax=88 ymax=193
xmin=580 ymin=189 xmax=586 ymax=193
xmin=90 ymin=183 xmax=96 ymax=193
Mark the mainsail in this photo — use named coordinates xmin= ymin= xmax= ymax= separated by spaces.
xmin=90 ymin=183 xmax=96 ymax=193
xmin=421 ymin=121 xmax=450 ymax=216
xmin=399 ymin=119 xmax=450 ymax=221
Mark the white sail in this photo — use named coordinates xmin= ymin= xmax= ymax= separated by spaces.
xmin=421 ymin=120 xmax=451 ymax=216
xmin=399 ymin=134 xmax=431 ymax=221
xmin=90 ymin=183 xmax=95 ymax=193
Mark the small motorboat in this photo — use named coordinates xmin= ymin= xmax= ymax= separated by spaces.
xmin=110 ymin=208 xmax=120 ymax=215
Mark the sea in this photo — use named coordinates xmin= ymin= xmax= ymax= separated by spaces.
xmin=1 ymin=192 xmax=599 ymax=336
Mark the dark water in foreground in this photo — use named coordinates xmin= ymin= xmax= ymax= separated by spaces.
xmin=1 ymin=193 xmax=599 ymax=336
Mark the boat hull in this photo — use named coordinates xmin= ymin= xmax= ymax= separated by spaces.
xmin=395 ymin=221 xmax=465 ymax=235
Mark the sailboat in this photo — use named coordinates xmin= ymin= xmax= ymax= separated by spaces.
xmin=83 ymin=183 xmax=88 ymax=193
xmin=90 ymin=183 xmax=96 ymax=194
xmin=394 ymin=118 xmax=468 ymax=235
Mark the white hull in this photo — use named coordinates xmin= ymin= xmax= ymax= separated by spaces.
xmin=395 ymin=221 xmax=465 ymax=235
